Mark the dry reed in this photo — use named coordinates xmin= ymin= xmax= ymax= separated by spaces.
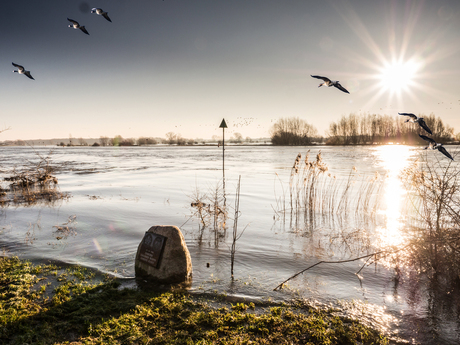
xmin=277 ymin=151 xmax=384 ymax=229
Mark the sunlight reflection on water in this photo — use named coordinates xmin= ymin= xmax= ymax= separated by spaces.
xmin=373 ymin=145 xmax=414 ymax=247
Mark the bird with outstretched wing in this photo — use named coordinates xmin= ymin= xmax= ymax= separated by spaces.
xmin=399 ymin=113 xmax=432 ymax=134
xmin=311 ymin=75 xmax=350 ymax=94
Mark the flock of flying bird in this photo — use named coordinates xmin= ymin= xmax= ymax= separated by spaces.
xmin=9 ymin=6 xmax=455 ymax=162
xmin=12 ymin=7 xmax=111 ymax=80
xmin=310 ymin=75 xmax=454 ymax=161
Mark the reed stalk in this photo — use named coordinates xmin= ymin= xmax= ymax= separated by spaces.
xmin=230 ymin=176 xmax=244 ymax=279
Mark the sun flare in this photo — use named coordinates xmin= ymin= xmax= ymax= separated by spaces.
xmin=379 ymin=60 xmax=420 ymax=94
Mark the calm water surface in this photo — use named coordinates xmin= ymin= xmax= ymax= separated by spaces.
xmin=1 ymin=145 xmax=459 ymax=344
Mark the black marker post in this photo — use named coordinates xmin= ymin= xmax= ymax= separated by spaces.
xmin=219 ymin=118 xmax=227 ymax=205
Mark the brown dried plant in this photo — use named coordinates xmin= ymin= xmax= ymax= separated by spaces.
xmin=400 ymin=152 xmax=460 ymax=278
xmin=189 ymin=180 xmax=227 ymax=246
xmin=1 ymin=150 xmax=69 ymax=206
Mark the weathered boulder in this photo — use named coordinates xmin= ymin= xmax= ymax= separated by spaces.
xmin=135 ymin=225 xmax=192 ymax=284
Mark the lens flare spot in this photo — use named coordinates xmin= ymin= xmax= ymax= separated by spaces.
xmin=93 ymin=238 xmax=103 ymax=253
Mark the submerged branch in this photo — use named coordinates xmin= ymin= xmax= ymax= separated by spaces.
xmin=273 ymin=244 xmax=411 ymax=291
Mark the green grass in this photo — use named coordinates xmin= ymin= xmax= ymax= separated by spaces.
xmin=0 ymin=257 xmax=388 ymax=344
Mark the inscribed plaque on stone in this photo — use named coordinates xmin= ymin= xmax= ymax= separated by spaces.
xmin=138 ymin=232 xmax=166 ymax=268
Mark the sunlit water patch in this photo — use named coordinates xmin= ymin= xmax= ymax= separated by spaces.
xmin=373 ymin=145 xmax=414 ymax=247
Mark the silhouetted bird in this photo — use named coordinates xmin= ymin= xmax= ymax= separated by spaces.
xmin=12 ymin=63 xmax=34 ymax=80
xmin=399 ymin=113 xmax=432 ymax=134
xmin=91 ymin=8 xmax=112 ymax=22
xmin=311 ymin=75 xmax=349 ymax=94
xmin=67 ymin=18 xmax=89 ymax=35
xmin=419 ymin=134 xmax=453 ymax=160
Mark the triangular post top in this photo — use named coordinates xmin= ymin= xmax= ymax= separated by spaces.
xmin=219 ymin=119 xmax=228 ymax=128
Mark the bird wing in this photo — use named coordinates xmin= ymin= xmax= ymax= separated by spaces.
xmin=398 ymin=113 xmax=417 ymax=119
xmin=438 ymin=146 xmax=454 ymax=160
xmin=12 ymin=62 xmax=24 ymax=71
xmin=102 ymin=13 xmax=112 ymax=22
xmin=24 ymin=71 xmax=34 ymax=80
xmin=418 ymin=134 xmax=436 ymax=145
xmin=67 ymin=18 xmax=79 ymax=25
xmin=418 ymin=119 xmax=432 ymax=135
xmin=80 ymin=26 xmax=90 ymax=35
xmin=311 ymin=75 xmax=331 ymax=83
xmin=333 ymin=83 xmax=350 ymax=94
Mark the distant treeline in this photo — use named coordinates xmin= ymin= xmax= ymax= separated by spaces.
xmin=0 ymin=134 xmax=268 ymax=147
xmin=270 ymin=113 xmax=456 ymax=146
xmin=1 ymin=114 xmax=456 ymax=147
xmin=326 ymin=113 xmax=454 ymax=145
xmin=89 ymin=135 xmax=203 ymax=147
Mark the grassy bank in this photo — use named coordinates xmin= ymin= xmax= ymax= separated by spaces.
xmin=0 ymin=256 xmax=388 ymax=344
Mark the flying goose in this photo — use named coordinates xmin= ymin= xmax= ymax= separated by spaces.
xmin=91 ymin=8 xmax=112 ymax=22
xmin=399 ymin=113 xmax=432 ymax=135
xmin=419 ymin=134 xmax=454 ymax=160
xmin=12 ymin=63 xmax=34 ymax=80
xmin=67 ymin=18 xmax=89 ymax=35
xmin=311 ymin=75 xmax=350 ymax=94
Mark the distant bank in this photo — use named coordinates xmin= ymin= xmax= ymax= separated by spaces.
xmin=0 ymin=137 xmax=273 ymax=147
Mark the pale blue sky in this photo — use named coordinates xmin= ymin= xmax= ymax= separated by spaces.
xmin=2 ymin=0 xmax=460 ymax=141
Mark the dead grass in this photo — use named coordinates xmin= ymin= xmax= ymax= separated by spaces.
xmin=1 ymin=151 xmax=70 ymax=207
xmin=189 ymin=180 xmax=228 ymax=246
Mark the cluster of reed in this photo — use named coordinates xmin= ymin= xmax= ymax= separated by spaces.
xmin=275 ymin=151 xmax=384 ymax=228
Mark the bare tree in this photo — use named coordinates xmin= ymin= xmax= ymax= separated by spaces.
xmin=165 ymin=132 xmax=177 ymax=145
xmin=120 ymin=138 xmax=135 ymax=146
xmin=99 ymin=136 xmax=109 ymax=146
xmin=270 ymin=117 xmax=318 ymax=145
xmin=138 ymin=137 xmax=158 ymax=145
xmin=176 ymin=135 xmax=186 ymax=146
xmin=232 ymin=132 xmax=243 ymax=143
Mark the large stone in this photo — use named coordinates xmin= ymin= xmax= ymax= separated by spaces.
xmin=135 ymin=225 xmax=192 ymax=284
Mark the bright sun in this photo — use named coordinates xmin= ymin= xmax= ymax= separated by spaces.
xmin=379 ymin=60 xmax=420 ymax=94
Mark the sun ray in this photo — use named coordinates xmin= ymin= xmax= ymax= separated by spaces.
xmin=398 ymin=1 xmax=424 ymax=61
xmin=332 ymin=2 xmax=387 ymax=65
xmin=410 ymin=81 xmax=458 ymax=103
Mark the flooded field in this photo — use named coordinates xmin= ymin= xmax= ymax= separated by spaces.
xmin=1 ymin=145 xmax=459 ymax=344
